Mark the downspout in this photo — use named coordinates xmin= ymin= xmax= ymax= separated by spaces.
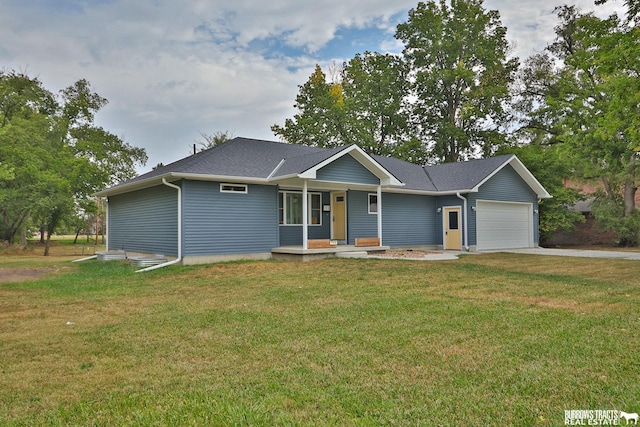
xmin=456 ymin=192 xmax=470 ymax=251
xmin=376 ymin=185 xmax=382 ymax=246
xmin=136 ymin=178 xmax=182 ymax=272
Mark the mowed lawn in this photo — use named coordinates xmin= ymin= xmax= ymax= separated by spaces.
xmin=1 ymin=253 xmax=639 ymax=426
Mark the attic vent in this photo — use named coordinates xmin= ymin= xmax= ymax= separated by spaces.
xmin=220 ymin=183 xmax=248 ymax=194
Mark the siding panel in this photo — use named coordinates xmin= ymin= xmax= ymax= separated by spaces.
xmin=182 ymin=181 xmax=279 ymax=255
xmin=382 ymin=193 xmax=436 ymax=247
xmin=316 ymin=154 xmax=380 ymax=185
xmin=108 ymin=185 xmax=178 ymax=255
xmin=347 ymin=191 xmax=378 ymax=244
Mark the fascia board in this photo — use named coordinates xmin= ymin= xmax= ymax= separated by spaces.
xmin=94 ymin=174 xmax=172 ymax=197
xmin=170 ymin=172 xmax=270 ymax=185
xmin=95 ymin=172 xmax=272 ymax=197
xmin=382 ymin=187 xmax=478 ymax=196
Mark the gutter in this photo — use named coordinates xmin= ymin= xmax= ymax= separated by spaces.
xmin=136 ymin=178 xmax=183 ymax=273
xmin=456 ymin=192 xmax=470 ymax=251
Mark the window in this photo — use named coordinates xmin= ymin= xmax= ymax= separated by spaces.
xmin=279 ymin=192 xmax=322 ymax=225
xmin=368 ymin=194 xmax=378 ymax=214
xmin=220 ymin=183 xmax=247 ymax=193
xmin=448 ymin=210 xmax=459 ymax=230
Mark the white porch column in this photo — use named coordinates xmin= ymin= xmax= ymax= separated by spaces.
xmin=302 ymin=179 xmax=308 ymax=250
xmin=377 ymin=185 xmax=382 ymax=246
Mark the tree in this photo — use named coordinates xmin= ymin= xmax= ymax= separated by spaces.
xmin=0 ymin=71 xmax=147 ymax=254
xmin=516 ymin=5 xmax=640 ymax=245
xmin=272 ymin=54 xmax=414 ymax=159
xmin=195 ymin=130 xmax=234 ymax=152
xmin=271 ymin=65 xmax=349 ymax=149
xmin=340 ymin=52 xmax=412 ymax=158
xmin=396 ymin=0 xmax=519 ymax=163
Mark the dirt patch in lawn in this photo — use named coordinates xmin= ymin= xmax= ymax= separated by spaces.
xmin=0 ymin=268 xmax=54 ymax=283
xmin=377 ymin=249 xmax=440 ymax=258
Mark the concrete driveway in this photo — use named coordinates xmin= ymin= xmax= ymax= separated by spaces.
xmin=495 ymin=247 xmax=640 ymax=260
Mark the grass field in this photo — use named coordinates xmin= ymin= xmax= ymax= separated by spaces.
xmin=0 ymin=250 xmax=639 ymax=426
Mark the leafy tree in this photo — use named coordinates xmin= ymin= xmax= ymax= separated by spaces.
xmin=272 ymin=54 xmax=414 ymax=159
xmin=339 ymin=52 xmax=411 ymax=157
xmin=271 ymin=65 xmax=349 ymax=149
xmin=497 ymin=142 xmax=585 ymax=243
xmin=517 ymin=5 xmax=639 ymax=245
xmin=195 ymin=130 xmax=234 ymax=152
xmin=396 ymin=0 xmax=518 ymax=163
xmin=0 ymin=71 xmax=147 ymax=254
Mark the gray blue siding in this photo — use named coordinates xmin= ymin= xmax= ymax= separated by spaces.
xmin=316 ymin=154 xmax=380 ymax=185
xmin=467 ymin=165 xmax=539 ymax=246
xmin=108 ymin=185 xmax=178 ymax=255
xmin=346 ymin=191 xmax=378 ymax=244
xmin=278 ymin=192 xmax=331 ymax=246
xmin=182 ymin=181 xmax=278 ymax=255
xmin=382 ymin=193 xmax=436 ymax=247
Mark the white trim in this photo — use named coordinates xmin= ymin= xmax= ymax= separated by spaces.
xmin=456 ymin=192 xmax=469 ymax=251
xmin=376 ymin=186 xmax=382 ymax=245
xmin=105 ymin=197 xmax=109 ymax=251
xmin=302 ymin=180 xmax=308 ymax=250
xmin=278 ymin=191 xmax=322 ymax=226
xmin=267 ymin=159 xmax=286 ymax=179
xmin=368 ymin=193 xmax=378 ymax=214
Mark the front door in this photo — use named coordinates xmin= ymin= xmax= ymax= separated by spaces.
xmin=444 ymin=207 xmax=462 ymax=250
xmin=332 ymin=192 xmax=346 ymax=240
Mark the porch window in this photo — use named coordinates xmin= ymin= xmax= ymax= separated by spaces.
xmin=279 ymin=192 xmax=322 ymax=225
xmin=368 ymin=194 xmax=378 ymax=214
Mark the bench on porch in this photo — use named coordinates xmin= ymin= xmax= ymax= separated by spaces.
xmin=355 ymin=237 xmax=381 ymax=247
xmin=307 ymin=239 xmax=337 ymax=249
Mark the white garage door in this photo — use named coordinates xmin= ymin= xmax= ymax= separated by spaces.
xmin=476 ymin=201 xmax=533 ymax=250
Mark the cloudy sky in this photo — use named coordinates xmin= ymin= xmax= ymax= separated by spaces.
xmin=0 ymin=0 xmax=625 ymax=174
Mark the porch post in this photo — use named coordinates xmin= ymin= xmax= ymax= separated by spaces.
xmin=377 ymin=185 xmax=382 ymax=246
xmin=302 ymin=179 xmax=308 ymax=250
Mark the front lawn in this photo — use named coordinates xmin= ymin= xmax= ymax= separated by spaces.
xmin=0 ymin=254 xmax=638 ymax=425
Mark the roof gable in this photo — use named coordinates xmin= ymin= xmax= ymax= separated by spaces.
xmin=424 ymin=154 xmax=551 ymax=198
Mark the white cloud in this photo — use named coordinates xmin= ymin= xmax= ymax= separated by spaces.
xmin=0 ymin=0 xmax=628 ymax=173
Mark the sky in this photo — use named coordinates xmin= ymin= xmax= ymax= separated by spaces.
xmin=0 ymin=0 xmax=626 ymax=175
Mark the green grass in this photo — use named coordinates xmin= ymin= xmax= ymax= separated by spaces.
xmin=1 ymin=254 xmax=639 ymax=425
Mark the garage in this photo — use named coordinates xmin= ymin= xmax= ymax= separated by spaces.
xmin=476 ymin=200 xmax=533 ymax=250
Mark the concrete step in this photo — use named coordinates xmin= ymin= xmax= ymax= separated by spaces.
xmin=335 ymin=251 xmax=369 ymax=258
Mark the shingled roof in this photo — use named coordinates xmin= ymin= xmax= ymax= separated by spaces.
xmin=97 ymin=137 xmax=550 ymax=198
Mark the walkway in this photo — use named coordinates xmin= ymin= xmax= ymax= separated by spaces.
xmin=498 ymin=247 xmax=640 ymax=260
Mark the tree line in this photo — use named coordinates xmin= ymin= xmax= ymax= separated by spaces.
xmin=0 ymin=72 xmax=147 ymax=254
xmin=272 ymin=0 xmax=639 ymax=245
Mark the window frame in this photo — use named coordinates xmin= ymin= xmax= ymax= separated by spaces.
xmin=220 ymin=183 xmax=248 ymax=194
xmin=368 ymin=193 xmax=378 ymax=214
xmin=279 ymin=191 xmax=323 ymax=226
